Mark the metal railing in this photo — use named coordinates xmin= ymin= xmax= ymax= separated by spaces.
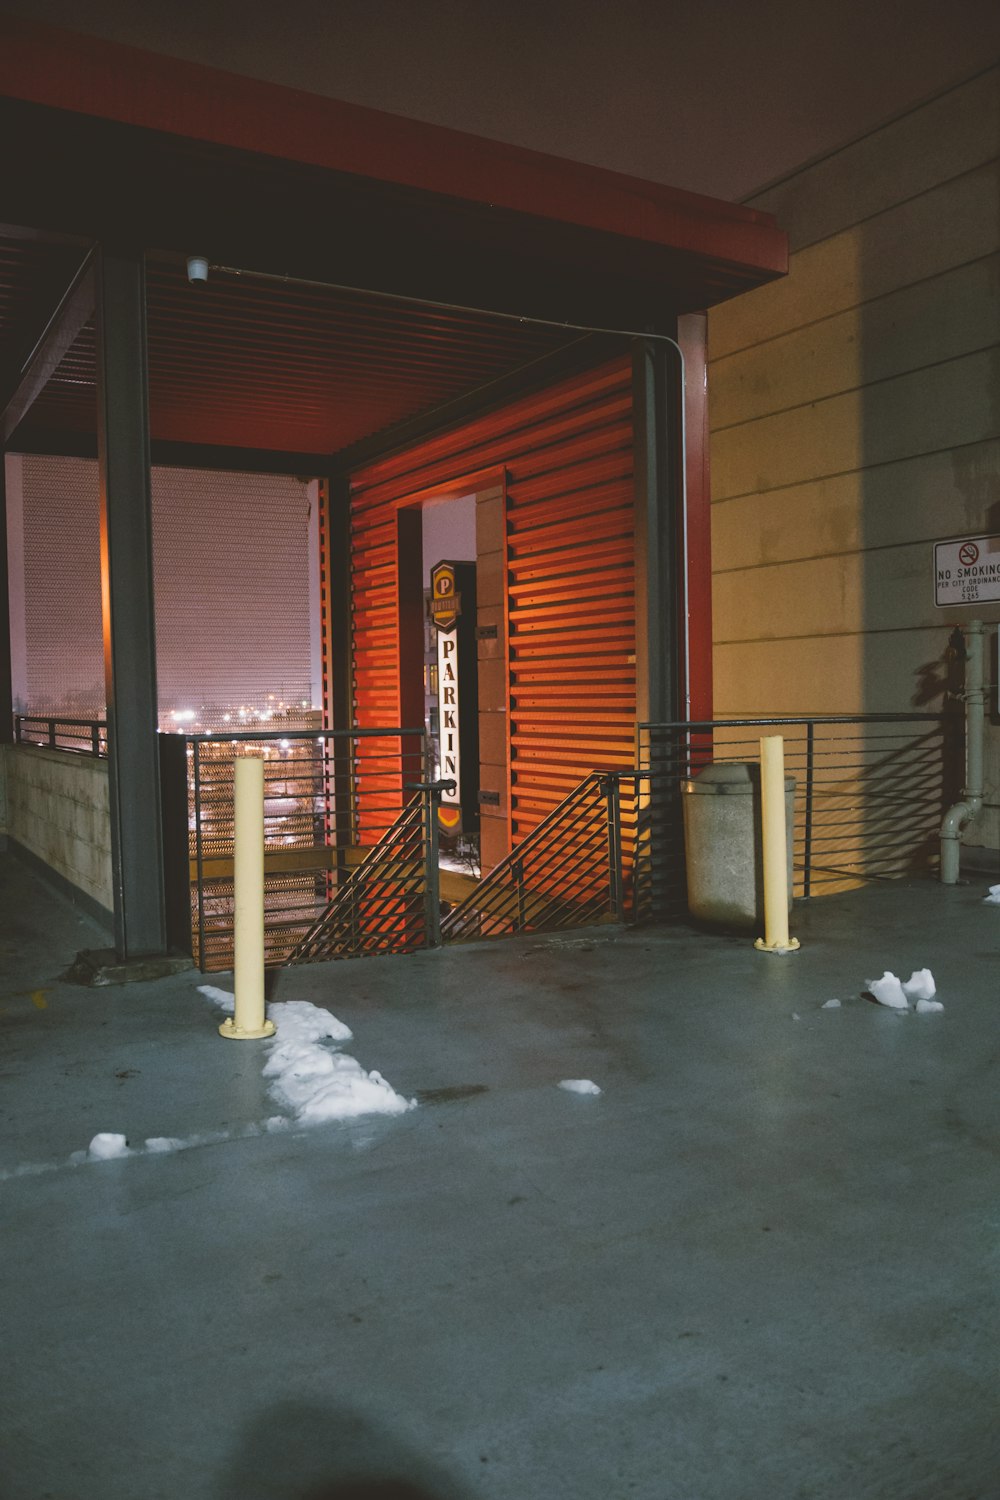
xmin=638 ymin=714 xmax=959 ymax=906
xmin=13 ymin=715 xmax=107 ymax=756
xmin=287 ymin=779 xmax=454 ymax=964
xmin=180 ymin=726 xmax=427 ymax=970
xmin=441 ymin=771 xmax=651 ymax=941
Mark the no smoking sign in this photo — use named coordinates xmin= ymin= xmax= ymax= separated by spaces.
xmin=935 ymin=534 xmax=1000 ymax=607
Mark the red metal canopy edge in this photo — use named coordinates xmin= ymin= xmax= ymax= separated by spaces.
xmin=0 ymin=16 xmax=787 ymax=286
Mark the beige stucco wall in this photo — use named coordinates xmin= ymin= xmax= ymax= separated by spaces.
xmin=708 ymin=64 xmax=1000 ymax=855
xmin=2 ymin=745 xmax=114 ymax=912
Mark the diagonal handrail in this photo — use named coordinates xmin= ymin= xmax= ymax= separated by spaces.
xmin=441 ymin=773 xmax=618 ymax=942
xmin=288 ymin=793 xmax=427 ymax=963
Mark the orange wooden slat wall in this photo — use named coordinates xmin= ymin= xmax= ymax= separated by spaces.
xmin=348 ymin=356 xmax=636 ymax=847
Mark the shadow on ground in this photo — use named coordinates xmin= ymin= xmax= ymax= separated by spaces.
xmin=215 ymin=1402 xmax=466 ymax=1500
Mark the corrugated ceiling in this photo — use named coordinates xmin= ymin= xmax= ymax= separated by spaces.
xmin=5 ymin=250 xmax=584 ymax=458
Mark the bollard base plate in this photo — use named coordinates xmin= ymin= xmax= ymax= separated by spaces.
xmin=754 ymin=937 xmax=800 ymax=954
xmin=219 ymin=1018 xmax=276 ymax=1040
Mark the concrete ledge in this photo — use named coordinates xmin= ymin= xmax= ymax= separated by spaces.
xmin=6 ymin=836 xmax=114 ymax=932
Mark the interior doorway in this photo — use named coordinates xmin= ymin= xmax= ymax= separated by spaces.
xmin=394 ymin=469 xmax=510 ymax=892
xmin=420 ymin=493 xmax=480 ymax=879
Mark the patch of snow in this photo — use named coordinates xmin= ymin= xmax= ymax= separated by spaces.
xmin=88 ymin=1132 xmax=130 ymax=1160
xmin=144 ymin=1136 xmax=186 ymax=1154
xmin=266 ymin=1048 xmax=413 ymax=1124
xmin=265 ymin=998 xmax=352 ymax=1049
xmin=984 ymin=884 xmax=1000 ymax=904
xmin=866 ymin=972 xmax=909 ymax=1010
xmin=261 ymin=1002 xmax=413 ymax=1123
xmin=199 ymin=986 xmax=412 ymax=1125
xmin=197 ymin=984 xmax=235 ymax=1013
xmin=0 ymin=1160 xmax=58 ymax=1181
xmin=902 ymin=968 xmax=936 ymax=1002
xmin=558 ymin=1078 xmax=602 ymax=1095
xmin=821 ymin=998 xmax=842 ymax=1009
xmin=916 ymin=997 xmax=945 ymax=1014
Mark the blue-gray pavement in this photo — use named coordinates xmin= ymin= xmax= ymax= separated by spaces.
xmin=1 ymin=852 xmax=998 ymax=1500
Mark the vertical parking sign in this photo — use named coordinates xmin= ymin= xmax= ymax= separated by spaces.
xmin=429 ymin=560 xmax=478 ymax=836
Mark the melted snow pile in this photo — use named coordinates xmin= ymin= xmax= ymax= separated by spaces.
xmin=198 ymin=987 xmax=415 ymax=1124
xmin=865 ymin=968 xmax=943 ymax=1013
xmin=261 ymin=1000 xmax=413 ymax=1123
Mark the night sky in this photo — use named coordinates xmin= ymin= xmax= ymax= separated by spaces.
xmin=3 ymin=0 xmax=1000 ymax=200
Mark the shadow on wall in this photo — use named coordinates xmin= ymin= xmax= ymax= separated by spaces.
xmin=215 ymin=1401 xmax=468 ymax=1500
xmin=855 ymin=139 xmax=1000 ymax=853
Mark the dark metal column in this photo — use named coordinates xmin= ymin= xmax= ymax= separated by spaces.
xmin=0 ymin=455 xmax=13 ymax=743
xmin=96 ymin=246 xmax=167 ymax=957
xmin=632 ymin=336 xmax=684 ymax=726
xmin=321 ymin=477 xmax=355 ymax=869
xmin=633 ymin=337 xmax=686 ymax=922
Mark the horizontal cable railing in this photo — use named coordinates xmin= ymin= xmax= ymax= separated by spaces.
xmin=180 ymin=726 xmax=427 ymax=970
xmin=23 ymin=711 xmax=953 ymax=967
xmin=13 ymin=715 xmax=107 ymax=757
xmin=638 ymin=714 xmax=959 ymax=906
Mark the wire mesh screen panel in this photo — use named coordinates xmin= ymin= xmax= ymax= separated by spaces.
xmin=12 ymin=455 xmax=104 ymax=717
xmin=151 ymin=468 xmax=316 ymax=732
xmin=9 ymin=459 xmax=317 ymax=735
xmin=639 ymin=716 xmax=958 ymax=907
xmin=188 ymin=729 xmax=426 ymax=971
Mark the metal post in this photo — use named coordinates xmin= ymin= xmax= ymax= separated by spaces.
xmin=193 ymin=740 xmax=206 ymax=969
xmin=0 ymin=455 xmax=12 ymax=743
xmin=220 ymin=756 xmax=275 ymax=1040
xmin=803 ymin=720 xmax=815 ymax=900
xmin=632 ymin=337 xmax=683 ymax=727
xmin=321 ymin=478 xmax=355 ymax=879
xmin=604 ymin=774 xmax=624 ymax=921
xmin=513 ymin=856 xmax=526 ymax=931
xmin=96 ymin=245 xmax=167 ymax=958
xmin=632 ymin=338 xmax=684 ymax=923
xmin=754 ymin=735 xmax=799 ymax=954
xmin=424 ymin=786 xmax=442 ymax=948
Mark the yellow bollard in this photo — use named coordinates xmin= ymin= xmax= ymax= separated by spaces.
xmin=754 ymin=735 xmax=800 ymax=954
xmin=219 ymin=755 xmax=276 ymax=1040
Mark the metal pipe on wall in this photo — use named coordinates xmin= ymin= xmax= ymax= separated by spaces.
xmin=940 ymin=619 xmax=986 ymax=884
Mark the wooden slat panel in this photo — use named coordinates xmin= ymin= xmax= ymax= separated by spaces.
xmin=349 ymin=356 xmax=636 ymax=847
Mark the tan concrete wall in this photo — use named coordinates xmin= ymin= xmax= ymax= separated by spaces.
xmin=3 ymin=746 xmax=114 ymax=912
xmin=708 ymin=64 xmax=1000 ymax=856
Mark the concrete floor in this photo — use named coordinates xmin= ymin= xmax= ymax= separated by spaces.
xmin=2 ymin=851 xmax=999 ymax=1500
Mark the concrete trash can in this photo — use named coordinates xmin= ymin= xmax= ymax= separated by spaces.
xmin=681 ymin=761 xmax=795 ymax=932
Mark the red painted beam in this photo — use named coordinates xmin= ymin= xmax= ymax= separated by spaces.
xmin=0 ymin=16 xmax=787 ymax=284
